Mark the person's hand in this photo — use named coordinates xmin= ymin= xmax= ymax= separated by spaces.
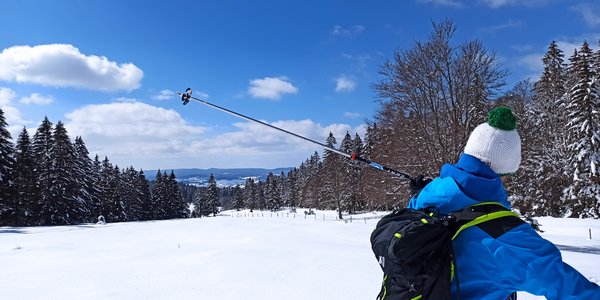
xmin=409 ymin=175 xmax=432 ymax=195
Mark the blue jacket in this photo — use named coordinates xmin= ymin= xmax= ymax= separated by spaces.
xmin=408 ymin=154 xmax=600 ymax=300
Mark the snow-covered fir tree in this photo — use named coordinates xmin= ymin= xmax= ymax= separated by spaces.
xmin=120 ymin=167 xmax=139 ymax=221
xmin=136 ymin=170 xmax=153 ymax=220
xmin=564 ymin=42 xmax=600 ymax=218
xmin=243 ymin=177 xmax=256 ymax=211
xmin=265 ymin=172 xmax=282 ymax=211
xmin=206 ymin=174 xmax=220 ymax=216
xmin=0 ymin=109 xmax=15 ymax=225
xmin=299 ymin=151 xmax=322 ymax=209
xmin=322 ymin=132 xmax=345 ymax=218
xmin=283 ymin=168 xmax=299 ymax=209
xmin=193 ymin=174 xmax=219 ymax=217
xmin=99 ymin=158 xmax=120 ymax=222
xmin=255 ymin=180 xmax=266 ymax=210
xmin=73 ymin=136 xmax=100 ymax=223
xmin=346 ymin=133 xmax=365 ymax=213
xmin=337 ymin=132 xmax=356 ymax=215
xmin=151 ymin=170 xmax=168 ymax=219
xmin=523 ymin=41 xmax=570 ymax=216
xmin=31 ymin=117 xmax=54 ymax=225
xmin=44 ymin=121 xmax=80 ymax=225
xmin=231 ymin=184 xmax=244 ymax=211
xmin=90 ymin=155 xmax=104 ymax=219
xmin=166 ymin=170 xmax=187 ymax=219
xmin=9 ymin=127 xmax=36 ymax=226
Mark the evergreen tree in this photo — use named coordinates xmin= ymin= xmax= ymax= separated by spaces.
xmin=265 ymin=172 xmax=282 ymax=211
xmin=564 ymin=42 xmax=600 ymax=218
xmin=99 ymin=157 xmax=124 ymax=222
xmin=121 ymin=167 xmax=139 ymax=221
xmin=32 ymin=117 xmax=54 ymax=225
xmin=73 ymin=136 xmax=99 ymax=222
xmin=192 ymin=175 xmax=219 ymax=218
xmin=283 ymin=168 xmax=299 ymax=209
xmin=0 ymin=109 xmax=16 ymax=225
xmin=206 ymin=174 xmax=220 ymax=216
xmin=167 ymin=170 xmax=187 ymax=219
xmin=322 ymin=132 xmax=345 ymax=218
xmin=346 ymin=133 xmax=365 ymax=213
xmin=90 ymin=155 xmax=103 ymax=220
xmin=244 ymin=178 xmax=256 ymax=211
xmin=297 ymin=152 xmax=322 ymax=208
xmin=110 ymin=165 xmax=126 ymax=222
xmin=137 ymin=170 xmax=153 ymax=220
xmin=337 ymin=132 xmax=356 ymax=215
xmin=11 ymin=128 xmax=36 ymax=226
xmin=232 ymin=184 xmax=245 ymax=211
xmin=192 ymin=187 xmax=208 ymax=217
xmin=520 ymin=41 xmax=570 ymax=216
xmin=255 ymin=180 xmax=266 ymax=210
xmin=44 ymin=121 xmax=79 ymax=225
xmin=151 ymin=170 xmax=167 ymax=219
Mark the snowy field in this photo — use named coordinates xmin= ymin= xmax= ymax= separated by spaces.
xmin=1 ymin=209 xmax=599 ymax=300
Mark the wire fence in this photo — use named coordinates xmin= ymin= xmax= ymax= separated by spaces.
xmin=221 ymin=211 xmax=385 ymax=224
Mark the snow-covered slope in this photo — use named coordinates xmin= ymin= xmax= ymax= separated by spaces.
xmin=0 ymin=210 xmax=598 ymax=300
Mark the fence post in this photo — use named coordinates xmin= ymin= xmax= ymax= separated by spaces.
xmin=590 ymin=228 xmax=592 ymax=240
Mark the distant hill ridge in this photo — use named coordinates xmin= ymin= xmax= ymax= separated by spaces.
xmin=143 ymin=167 xmax=293 ymax=182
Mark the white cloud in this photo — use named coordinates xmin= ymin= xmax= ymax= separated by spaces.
xmin=331 ymin=25 xmax=365 ymax=37
xmin=19 ymin=93 xmax=54 ymax=105
xmin=417 ymin=0 xmax=463 ymax=8
xmin=0 ymin=87 xmax=30 ymax=138
xmin=0 ymin=44 xmax=143 ymax=92
xmin=113 ymin=97 xmax=139 ymax=103
xmin=344 ymin=112 xmax=362 ymax=119
xmin=248 ymin=76 xmax=298 ymax=100
xmin=572 ymin=3 xmax=600 ymax=28
xmin=478 ymin=19 xmax=523 ymax=34
xmin=64 ymin=102 xmax=206 ymax=165
xmin=152 ymin=89 xmax=176 ymax=101
xmin=0 ymin=87 xmax=15 ymax=107
xmin=516 ymin=53 xmax=544 ymax=81
xmin=341 ymin=53 xmax=373 ymax=74
xmin=511 ymin=44 xmax=534 ymax=52
xmin=335 ymin=75 xmax=357 ymax=92
xmin=481 ymin=0 xmax=551 ymax=8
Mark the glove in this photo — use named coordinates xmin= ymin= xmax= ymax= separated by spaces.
xmin=409 ymin=175 xmax=432 ymax=195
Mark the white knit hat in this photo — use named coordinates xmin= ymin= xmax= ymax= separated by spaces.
xmin=463 ymin=107 xmax=521 ymax=175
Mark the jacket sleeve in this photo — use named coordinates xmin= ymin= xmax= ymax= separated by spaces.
xmin=494 ymin=224 xmax=600 ymax=300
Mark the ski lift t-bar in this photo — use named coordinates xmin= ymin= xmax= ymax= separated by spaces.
xmin=178 ymin=88 xmax=414 ymax=181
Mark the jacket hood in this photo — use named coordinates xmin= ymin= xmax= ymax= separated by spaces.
xmin=410 ymin=154 xmax=510 ymax=214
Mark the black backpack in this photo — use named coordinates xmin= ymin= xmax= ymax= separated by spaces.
xmin=370 ymin=202 xmax=523 ymax=300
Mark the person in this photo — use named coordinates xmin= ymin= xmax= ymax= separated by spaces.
xmin=407 ymin=107 xmax=600 ymax=300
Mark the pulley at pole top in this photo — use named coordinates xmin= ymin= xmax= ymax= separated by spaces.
xmin=177 ymin=87 xmax=414 ymax=181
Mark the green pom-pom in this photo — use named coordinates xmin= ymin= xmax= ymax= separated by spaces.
xmin=488 ymin=107 xmax=516 ymax=130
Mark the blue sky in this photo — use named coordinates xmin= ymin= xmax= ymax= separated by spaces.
xmin=0 ymin=0 xmax=599 ymax=170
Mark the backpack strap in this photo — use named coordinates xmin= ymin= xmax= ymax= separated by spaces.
xmin=450 ymin=202 xmax=524 ymax=240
